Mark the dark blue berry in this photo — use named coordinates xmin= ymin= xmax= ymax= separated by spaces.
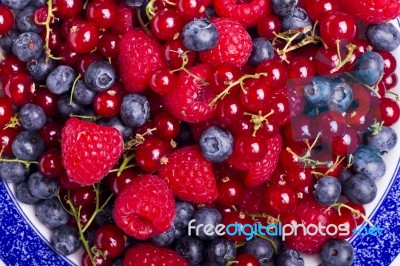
xmin=199 ymin=126 xmax=233 ymax=163
xmin=339 ymin=169 xmax=353 ymax=185
xmin=320 ymin=239 xmax=354 ymax=266
xmin=32 ymin=0 xmax=46 ymax=6
xmin=15 ymin=180 xmax=41 ymax=204
xmin=281 ymin=7 xmax=311 ymax=33
xmin=72 ymin=80 xmax=96 ymax=106
xmin=244 ymin=238 xmax=275 ymax=264
xmin=15 ymin=7 xmax=42 ymax=33
xmin=57 ymin=94 xmax=85 ymax=117
xmin=205 ymin=238 xmax=236 ymax=266
xmin=175 ymin=236 xmax=204 ymax=265
xmin=354 ymin=51 xmax=385 ymax=85
xmin=50 ymin=224 xmax=80 ymax=256
xmin=365 ymin=126 xmax=397 ymax=154
xmin=313 ymin=176 xmax=341 ymax=206
xmin=352 ymin=146 xmax=386 ymax=181
xmin=12 ymin=32 xmax=43 ymax=62
xmin=0 ymin=30 xmax=19 ymax=52
xmin=27 ymin=172 xmax=59 ymax=199
xmin=304 ymin=77 xmax=333 ymax=107
xmin=18 ymin=103 xmax=47 ymax=131
xmin=12 ymin=131 xmax=45 ymax=161
xmin=192 ymin=207 xmax=222 ymax=240
xmin=0 ymin=161 xmax=30 ymax=183
xmin=2 ymin=0 xmax=30 ymax=10
xmin=151 ymin=224 xmax=175 ymax=247
xmin=46 ymin=65 xmax=77 ymax=95
xmin=182 ymin=19 xmax=219 ymax=52
xmin=95 ymin=204 xmax=114 ymax=227
xmin=174 ymin=201 xmax=195 ymax=229
xmin=120 ymin=93 xmax=150 ymax=127
xmin=36 ymin=197 xmax=69 ymax=228
xmin=27 ymin=56 xmax=56 ymax=82
xmin=327 ymin=82 xmax=353 ymax=113
xmin=271 ymin=0 xmax=298 ymax=16
xmin=174 ymin=226 xmax=185 ymax=239
xmin=84 ymin=61 xmax=116 ymax=92
xmin=122 ymin=0 xmax=145 ymax=7
xmin=98 ymin=117 xmax=133 ymax=141
xmin=176 ymin=122 xmax=195 ymax=147
xmin=276 ymin=249 xmax=304 ymax=266
xmin=366 ymin=23 xmax=400 ymax=52
xmin=249 ymin=37 xmax=275 ymax=67
xmin=343 ymin=173 xmax=377 ymax=205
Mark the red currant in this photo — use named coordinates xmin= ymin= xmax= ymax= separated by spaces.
xmin=0 ymin=127 xmax=20 ymax=156
xmin=149 ymin=68 xmax=177 ymax=95
xmin=54 ymin=0 xmax=84 ymax=19
xmin=94 ymin=224 xmax=126 ymax=258
xmin=66 ymin=20 xmax=100 ymax=54
xmin=0 ymin=6 xmax=14 ymax=34
xmin=256 ymin=58 xmax=288 ymax=89
xmin=86 ymin=0 xmax=118 ymax=29
xmin=93 ymin=89 xmax=123 ymax=118
xmin=240 ymin=79 xmax=272 ymax=112
xmin=164 ymin=39 xmax=195 ymax=69
xmin=176 ymin=0 xmax=207 ymax=20
xmin=222 ymin=211 xmax=253 ymax=242
xmin=232 ymin=254 xmax=261 ymax=266
xmin=154 ymin=111 xmax=181 ymax=140
xmin=257 ymin=15 xmax=281 ymax=40
xmin=135 ymin=137 xmax=171 ymax=172
xmin=0 ymin=55 xmax=26 ymax=80
xmin=0 ymin=97 xmax=13 ymax=127
xmin=151 ymin=10 xmax=184 ymax=41
xmin=217 ymin=176 xmax=244 ymax=207
xmin=32 ymin=87 xmax=60 ymax=117
xmin=306 ymin=0 xmax=343 ymax=22
xmin=3 ymin=73 xmax=35 ymax=107
xmin=265 ymin=183 xmax=298 ymax=215
xmin=320 ymin=11 xmax=357 ymax=47
xmin=98 ymin=32 xmax=119 ymax=59
xmin=330 ymin=127 xmax=360 ymax=156
xmin=234 ymin=132 xmax=269 ymax=162
xmin=38 ymin=150 xmax=64 ymax=178
xmin=371 ymin=97 xmax=400 ymax=126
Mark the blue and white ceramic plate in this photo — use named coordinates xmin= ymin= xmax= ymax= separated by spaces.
xmin=1 ymin=19 xmax=400 ymax=266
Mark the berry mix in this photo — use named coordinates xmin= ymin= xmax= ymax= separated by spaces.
xmin=0 ymin=0 xmax=399 ymax=265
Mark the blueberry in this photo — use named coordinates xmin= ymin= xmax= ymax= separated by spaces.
xmin=205 ymin=238 xmax=236 ymax=266
xmin=12 ymin=32 xmax=44 ymax=62
xmin=276 ymin=249 xmax=304 ymax=266
xmin=46 ymin=65 xmax=77 ymax=95
xmin=366 ymin=23 xmax=400 ymax=52
xmin=112 ymin=259 xmax=123 ymax=266
xmin=175 ymin=236 xmax=204 ymax=265
xmin=281 ymin=7 xmax=312 ymax=33
xmin=304 ymin=77 xmax=333 ymax=107
xmin=27 ymin=56 xmax=56 ymax=82
xmin=313 ymin=176 xmax=341 ymax=206
xmin=36 ymin=197 xmax=69 ymax=228
xmin=72 ymin=80 xmax=96 ymax=106
xmin=342 ymin=174 xmax=377 ymax=205
xmin=182 ymin=19 xmax=219 ymax=52
xmin=192 ymin=207 xmax=222 ymax=240
xmin=15 ymin=7 xmax=42 ymax=33
xmin=50 ymin=224 xmax=80 ymax=256
xmin=174 ymin=201 xmax=195 ymax=229
xmin=84 ymin=61 xmax=116 ymax=92
xmin=365 ymin=126 xmax=397 ymax=154
xmin=15 ymin=180 xmax=41 ymax=204
xmin=123 ymin=0 xmax=145 ymax=7
xmin=98 ymin=117 xmax=133 ymax=141
xmin=151 ymin=224 xmax=175 ymax=247
xmin=354 ymin=51 xmax=385 ymax=85
xmin=327 ymin=82 xmax=353 ymax=113
xmin=244 ymin=238 xmax=274 ymax=264
xmin=351 ymin=146 xmax=386 ymax=181
xmin=18 ymin=103 xmax=47 ymax=131
xmin=338 ymin=169 xmax=353 ymax=185
xmin=271 ymin=0 xmax=298 ymax=16
xmin=320 ymin=239 xmax=354 ymax=266
xmin=27 ymin=172 xmax=59 ymax=199
xmin=57 ymin=94 xmax=85 ymax=117
xmin=205 ymin=6 xmax=216 ymax=19
xmin=120 ymin=93 xmax=150 ymax=127
xmin=174 ymin=226 xmax=185 ymax=239
xmin=12 ymin=131 xmax=45 ymax=161
xmin=0 ymin=161 xmax=30 ymax=183
xmin=0 ymin=30 xmax=19 ymax=52
xmin=95 ymin=204 xmax=114 ymax=227
xmin=249 ymin=37 xmax=275 ymax=67
xmin=31 ymin=0 xmax=46 ymax=6
xmin=199 ymin=126 xmax=233 ymax=163
xmin=2 ymin=0 xmax=30 ymax=10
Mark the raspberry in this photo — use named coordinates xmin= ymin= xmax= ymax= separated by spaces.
xmin=113 ymin=175 xmax=176 ymax=240
xmin=163 ymin=64 xmax=216 ymax=123
xmin=199 ymin=18 xmax=252 ymax=68
xmin=119 ymin=29 xmax=165 ymax=92
xmin=214 ymin=0 xmax=269 ymax=28
xmin=159 ymin=146 xmax=218 ymax=203
xmin=123 ymin=244 xmax=190 ymax=266
xmin=340 ymin=0 xmax=400 ymax=23
xmin=61 ymin=118 xmax=123 ymax=185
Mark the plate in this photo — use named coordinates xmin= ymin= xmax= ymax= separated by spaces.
xmin=0 ymin=19 xmax=399 ymax=266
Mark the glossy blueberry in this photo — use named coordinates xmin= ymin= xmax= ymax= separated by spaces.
xmin=174 ymin=226 xmax=185 ymax=239
xmin=18 ymin=103 xmax=47 ymax=131
xmin=0 ymin=30 xmax=19 ymax=52
xmin=0 ymin=161 xmax=30 ymax=183
xmin=313 ymin=176 xmax=341 ymax=206
xmin=276 ymin=249 xmax=304 ymax=266
xmin=120 ymin=93 xmax=150 ymax=127
xmin=12 ymin=32 xmax=43 ymax=62
xmin=36 ymin=197 xmax=69 ymax=228
xmin=320 ymin=239 xmax=354 ymax=266
xmin=15 ymin=7 xmax=42 ymax=33
xmin=244 ymin=238 xmax=274 ymax=264
xmin=15 ymin=180 xmax=41 ymax=204
xmin=365 ymin=126 xmax=397 ymax=154
xmin=151 ymin=224 xmax=175 ymax=247
xmin=175 ymin=236 xmax=204 ymax=265
xmin=205 ymin=238 xmax=236 ymax=266
xmin=354 ymin=51 xmax=385 ymax=85
xmin=57 ymin=94 xmax=85 ymax=117
xmin=2 ymin=0 xmax=30 ymax=10
xmin=72 ymin=80 xmax=96 ymax=106
xmin=281 ymin=7 xmax=312 ymax=33
xmin=192 ymin=207 xmax=222 ymax=240
xmin=84 ymin=61 xmax=116 ymax=92
xmin=367 ymin=23 xmax=400 ymax=52
xmin=182 ymin=19 xmax=219 ymax=52
xmin=27 ymin=56 xmax=56 ymax=82
xmin=352 ymin=146 xmax=386 ymax=181
xmin=271 ymin=0 xmax=298 ymax=16
xmin=46 ymin=65 xmax=77 ymax=95
xmin=339 ymin=169 xmax=353 ymax=185
xmin=12 ymin=131 xmax=45 ymax=161
xmin=27 ymin=172 xmax=59 ymax=199
xmin=343 ymin=174 xmax=377 ymax=205
xmin=174 ymin=201 xmax=195 ymax=229
xmin=98 ymin=117 xmax=133 ymax=141
xmin=327 ymin=82 xmax=353 ymax=113
xmin=249 ymin=37 xmax=275 ymax=67
xmin=304 ymin=77 xmax=333 ymax=107
xmin=199 ymin=126 xmax=233 ymax=163
xmin=50 ymin=225 xmax=80 ymax=256
xmin=123 ymin=0 xmax=145 ymax=7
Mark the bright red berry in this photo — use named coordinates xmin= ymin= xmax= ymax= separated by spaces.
xmin=340 ymin=0 xmax=400 ymax=23
xmin=94 ymin=224 xmax=126 ymax=258
xmin=0 ymin=6 xmax=14 ymax=35
xmin=123 ymin=244 xmax=190 ymax=266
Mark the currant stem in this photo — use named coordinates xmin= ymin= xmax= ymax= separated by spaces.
xmin=116 ymin=154 xmax=135 ymax=177
xmin=108 ymin=164 xmax=135 ymax=173
xmin=69 ymin=114 xmax=102 ymax=121
xmin=82 ymin=193 xmax=114 ymax=233
xmin=170 ymin=51 xmax=209 ymax=85
xmin=367 ymin=119 xmax=384 ymax=136
xmin=386 ymin=91 xmax=400 ymax=101
xmin=4 ymin=113 xmax=20 ymax=129
xmin=330 ymin=43 xmax=357 ymax=74
xmin=44 ymin=0 xmax=56 ymax=63
xmin=244 ymin=110 xmax=274 ymax=136
xmin=70 ymin=74 xmax=82 ymax=105
xmin=344 ymin=73 xmax=381 ymax=98
xmin=327 ymin=203 xmax=373 ymax=226
xmin=137 ymin=8 xmax=152 ymax=35
xmin=0 ymin=156 xmax=37 ymax=168
xmin=145 ymin=0 xmax=158 ymax=20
